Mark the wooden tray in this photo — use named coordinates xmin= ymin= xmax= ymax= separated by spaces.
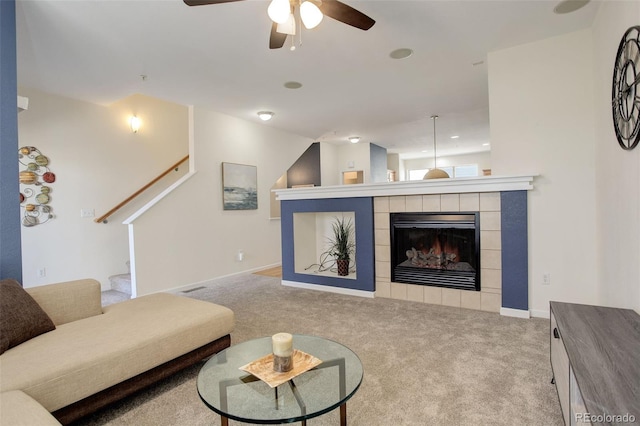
xmin=239 ymin=349 xmax=322 ymax=388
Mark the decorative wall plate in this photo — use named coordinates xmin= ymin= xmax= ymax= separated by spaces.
xmin=18 ymin=146 xmax=55 ymax=226
xmin=612 ymin=26 xmax=640 ymax=150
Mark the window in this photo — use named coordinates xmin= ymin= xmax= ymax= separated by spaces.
xmin=441 ymin=166 xmax=455 ymax=177
xmin=453 ymin=164 xmax=478 ymax=178
xmin=406 ymin=164 xmax=479 ymax=180
xmin=408 ymin=169 xmax=428 ymax=180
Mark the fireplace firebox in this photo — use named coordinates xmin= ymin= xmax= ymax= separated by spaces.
xmin=390 ymin=212 xmax=480 ymax=291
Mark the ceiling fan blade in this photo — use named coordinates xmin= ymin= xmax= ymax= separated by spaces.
xmin=318 ymin=0 xmax=375 ymax=30
xmin=183 ymin=0 xmax=246 ymax=6
xmin=269 ymin=22 xmax=287 ymax=49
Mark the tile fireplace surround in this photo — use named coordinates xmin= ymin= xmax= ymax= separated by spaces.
xmin=375 ymin=192 xmax=502 ymax=313
xmin=276 ymin=176 xmax=534 ymax=318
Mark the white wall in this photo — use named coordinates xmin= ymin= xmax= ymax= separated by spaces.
xmin=318 ymin=142 xmax=379 ymax=185
xmin=401 ymin=151 xmax=491 ymax=180
xmin=17 ymin=89 xmax=188 ymax=289
xmin=488 ymin=29 xmax=598 ymax=316
xmin=320 ymin=142 xmax=340 ymax=186
xmin=387 ymin=153 xmax=400 ymax=181
xmin=337 ymin=142 xmax=372 ymax=183
xmin=592 ymin=1 xmax=640 ymax=311
xmin=130 ymin=107 xmax=311 ymax=296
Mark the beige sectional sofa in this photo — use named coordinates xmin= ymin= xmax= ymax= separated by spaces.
xmin=0 ymin=278 xmax=234 ymax=425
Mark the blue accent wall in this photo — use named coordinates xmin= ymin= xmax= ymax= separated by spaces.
xmin=369 ymin=143 xmax=388 ymax=183
xmin=501 ymin=191 xmax=528 ymax=310
xmin=281 ymin=197 xmax=375 ymax=292
xmin=0 ymin=0 xmax=23 ymax=281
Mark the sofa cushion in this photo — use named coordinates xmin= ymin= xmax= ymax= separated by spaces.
xmin=0 ymin=292 xmax=234 ymax=412
xmin=26 ymin=279 xmax=102 ymax=326
xmin=0 ymin=390 xmax=61 ymax=426
xmin=0 ymin=279 xmax=55 ymax=355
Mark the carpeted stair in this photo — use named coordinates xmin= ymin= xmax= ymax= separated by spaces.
xmin=101 ymin=272 xmax=131 ymax=306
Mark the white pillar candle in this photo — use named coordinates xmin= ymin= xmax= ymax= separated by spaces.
xmin=272 ymin=333 xmax=293 ymax=357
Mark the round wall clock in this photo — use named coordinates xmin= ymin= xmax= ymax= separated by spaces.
xmin=612 ymin=25 xmax=640 ymax=150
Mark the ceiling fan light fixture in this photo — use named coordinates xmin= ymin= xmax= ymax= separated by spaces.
xmin=268 ymin=0 xmax=291 ymax=24
xmin=300 ymin=1 xmax=323 ymax=29
xmin=277 ymin=14 xmax=296 ymax=35
xmin=257 ymin=111 xmax=275 ymax=121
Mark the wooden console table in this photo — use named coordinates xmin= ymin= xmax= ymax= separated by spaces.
xmin=550 ymin=301 xmax=640 ymax=425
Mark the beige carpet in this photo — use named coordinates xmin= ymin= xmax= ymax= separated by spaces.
xmin=76 ymin=274 xmax=563 ymax=426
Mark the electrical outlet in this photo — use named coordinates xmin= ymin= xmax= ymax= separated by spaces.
xmin=237 ymin=250 xmax=244 ymax=262
xmin=37 ymin=267 xmax=46 ymax=278
xmin=542 ymin=273 xmax=551 ymax=285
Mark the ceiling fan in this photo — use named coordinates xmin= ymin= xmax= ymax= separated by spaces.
xmin=183 ymin=0 xmax=375 ymax=50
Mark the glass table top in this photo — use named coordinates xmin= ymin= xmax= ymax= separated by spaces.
xmin=197 ymin=334 xmax=363 ymax=424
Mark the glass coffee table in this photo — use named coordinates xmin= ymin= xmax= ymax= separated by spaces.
xmin=197 ymin=334 xmax=363 ymax=425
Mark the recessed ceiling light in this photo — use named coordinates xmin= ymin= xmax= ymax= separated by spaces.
xmin=483 ymin=143 xmax=490 ymax=146
xmin=284 ymin=81 xmax=303 ymax=89
xmin=257 ymin=111 xmax=274 ymax=121
xmin=553 ymin=0 xmax=590 ymax=14
xmin=450 ymin=135 xmax=460 ymax=139
xmin=348 ymin=136 xmax=360 ymax=144
xmin=389 ymin=48 xmax=413 ymax=60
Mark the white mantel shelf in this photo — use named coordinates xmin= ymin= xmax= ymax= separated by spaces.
xmin=274 ymin=175 xmax=536 ymax=201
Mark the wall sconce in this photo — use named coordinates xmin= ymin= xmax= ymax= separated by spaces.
xmin=130 ymin=116 xmax=141 ymax=133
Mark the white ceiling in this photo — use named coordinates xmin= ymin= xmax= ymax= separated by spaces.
xmin=15 ymin=0 xmax=599 ymax=158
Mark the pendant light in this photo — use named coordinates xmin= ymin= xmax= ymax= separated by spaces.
xmin=277 ymin=14 xmax=296 ymax=35
xmin=423 ymin=115 xmax=450 ymax=179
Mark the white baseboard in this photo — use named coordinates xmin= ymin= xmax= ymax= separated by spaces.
xmin=530 ymin=309 xmax=550 ymax=319
xmin=500 ymin=307 xmax=531 ymax=319
xmin=281 ymin=280 xmax=374 ymax=298
xmin=167 ymin=264 xmax=283 ymax=294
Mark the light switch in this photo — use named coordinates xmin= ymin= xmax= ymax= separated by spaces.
xmin=80 ymin=208 xmax=95 ymax=218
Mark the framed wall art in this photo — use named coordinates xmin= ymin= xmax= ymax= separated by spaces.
xmin=222 ymin=162 xmax=257 ymax=210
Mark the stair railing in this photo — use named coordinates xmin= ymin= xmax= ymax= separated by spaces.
xmin=95 ymin=155 xmax=189 ymax=224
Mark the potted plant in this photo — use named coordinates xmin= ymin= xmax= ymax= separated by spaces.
xmin=327 ymin=216 xmax=355 ymax=276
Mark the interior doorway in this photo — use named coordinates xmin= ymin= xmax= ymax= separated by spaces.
xmin=342 ymin=170 xmax=364 ymax=185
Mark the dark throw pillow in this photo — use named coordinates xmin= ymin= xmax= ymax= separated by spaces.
xmin=0 ymin=279 xmax=55 ymax=355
